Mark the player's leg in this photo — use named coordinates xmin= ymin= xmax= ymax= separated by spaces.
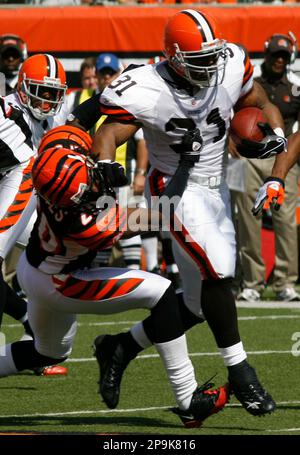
xmin=141 ymin=232 xmax=160 ymax=273
xmin=0 ymin=253 xmax=74 ymax=377
xmin=70 ymin=267 xmax=226 ymax=426
xmin=235 ymin=159 xmax=265 ymax=300
xmin=54 ymin=266 xmax=198 ymax=409
xmin=0 ymin=160 xmax=35 ymax=327
xmin=173 ymin=181 xmax=276 ymax=416
xmin=119 ymin=235 xmax=142 ymax=270
xmin=271 ymin=163 xmax=299 ymax=299
xmin=30 ymin=262 xmax=226 ymax=423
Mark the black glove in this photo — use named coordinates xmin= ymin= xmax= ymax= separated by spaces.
xmin=236 ymin=123 xmax=287 ymax=160
xmin=94 ymin=161 xmax=128 ymax=187
xmin=171 ymin=128 xmax=203 ymax=167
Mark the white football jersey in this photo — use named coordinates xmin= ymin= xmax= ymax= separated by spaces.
xmin=100 ymin=43 xmax=253 ymax=178
xmin=0 ymin=92 xmax=68 ymax=173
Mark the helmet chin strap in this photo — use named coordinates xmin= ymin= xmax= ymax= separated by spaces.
xmin=27 ymin=99 xmax=60 ymax=121
xmin=29 ymin=106 xmax=50 ymax=121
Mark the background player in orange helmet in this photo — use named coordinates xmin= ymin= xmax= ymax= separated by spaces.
xmin=0 ymin=54 xmax=69 ymax=376
xmin=17 ymin=53 xmax=67 ymax=121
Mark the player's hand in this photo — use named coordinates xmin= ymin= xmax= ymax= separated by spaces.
xmin=172 ymin=128 xmax=203 ymax=167
xmin=237 ymin=123 xmax=287 ymax=160
xmin=94 ymin=161 xmax=128 ymax=187
xmin=252 ymin=177 xmax=285 ymax=216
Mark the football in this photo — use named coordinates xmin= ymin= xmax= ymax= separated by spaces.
xmin=230 ymin=107 xmax=267 ymax=145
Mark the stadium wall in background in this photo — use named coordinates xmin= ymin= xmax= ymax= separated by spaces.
xmin=0 ymin=5 xmax=300 ymax=87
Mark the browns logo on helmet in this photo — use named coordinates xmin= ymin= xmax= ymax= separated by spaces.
xmin=163 ymin=9 xmax=227 ymax=87
xmin=17 ymin=54 xmax=67 ymax=120
xmin=38 ymin=125 xmax=92 ymax=156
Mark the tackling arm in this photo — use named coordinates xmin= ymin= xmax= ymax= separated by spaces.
xmin=133 ymin=135 xmax=148 ymax=195
xmin=270 ymin=130 xmax=300 ymax=180
xmin=235 ymin=80 xmax=284 ymax=130
xmin=234 ymin=81 xmax=287 ymax=161
xmin=251 ymin=130 xmax=299 ymax=214
xmin=91 ymin=118 xmax=139 ymax=162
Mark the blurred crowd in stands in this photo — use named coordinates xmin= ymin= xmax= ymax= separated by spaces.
xmin=1 ymin=0 xmax=300 ymax=6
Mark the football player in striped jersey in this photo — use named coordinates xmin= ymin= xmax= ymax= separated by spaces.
xmin=0 ymin=139 xmax=230 ymax=428
xmin=86 ymin=9 xmax=285 ymax=417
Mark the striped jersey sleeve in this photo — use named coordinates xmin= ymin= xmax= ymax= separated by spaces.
xmin=100 ymin=101 xmax=136 ymax=123
xmin=67 ymin=205 xmax=127 ymax=250
xmin=235 ymin=45 xmax=254 ymax=98
xmin=243 ymin=51 xmax=254 ymax=87
xmin=0 ymin=95 xmax=35 ymax=171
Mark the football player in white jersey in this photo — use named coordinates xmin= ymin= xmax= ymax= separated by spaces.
xmin=83 ymin=9 xmax=290 ymax=418
xmin=0 ymin=53 xmax=69 ymax=375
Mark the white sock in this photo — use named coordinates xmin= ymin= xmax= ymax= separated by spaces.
xmin=142 ymin=237 xmax=158 ymax=271
xmin=219 ymin=341 xmax=247 ymax=367
xmin=155 ymin=334 xmax=197 ymax=410
xmin=130 ymin=322 xmax=152 ymax=349
xmin=0 ymin=344 xmax=18 ymax=377
xmin=166 ymin=263 xmax=179 ymax=274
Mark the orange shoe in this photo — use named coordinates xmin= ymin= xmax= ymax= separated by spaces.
xmin=33 ymin=365 xmax=68 ymax=376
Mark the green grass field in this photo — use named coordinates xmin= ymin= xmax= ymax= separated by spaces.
xmin=1 ymin=304 xmax=300 ymax=435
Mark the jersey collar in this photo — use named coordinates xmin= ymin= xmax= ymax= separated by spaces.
xmin=155 ymin=61 xmax=199 ymax=96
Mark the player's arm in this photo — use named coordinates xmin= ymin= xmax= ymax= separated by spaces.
xmin=90 ymin=119 xmax=139 ymax=187
xmin=69 ymin=155 xmax=196 ymax=244
xmin=71 ymin=128 xmax=201 ymax=243
xmin=269 ymin=130 xmax=300 ymax=181
xmin=234 ymin=57 xmax=288 ymax=215
xmin=119 ymin=156 xmax=198 ymax=238
xmin=132 ymin=132 xmax=148 ymax=195
xmin=251 ymin=129 xmax=300 ymax=216
xmin=234 ymin=80 xmax=287 ymax=165
xmin=91 ymin=118 xmax=139 ymax=161
xmin=235 ymin=80 xmax=284 ymax=130
xmin=101 ymin=127 xmax=201 ymax=237
xmin=67 ymin=94 xmax=102 ymax=131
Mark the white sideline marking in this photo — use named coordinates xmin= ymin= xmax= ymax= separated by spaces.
xmin=238 ymin=315 xmax=299 ymax=321
xmin=2 ymin=314 xmax=300 ymax=329
xmin=0 ymin=400 xmax=299 ymax=420
xmin=267 ymin=428 xmax=300 ymax=432
xmin=67 ymin=349 xmax=293 ymax=363
xmin=2 ymin=321 xmax=139 ymax=328
xmin=236 ymin=302 xmax=300 ymax=309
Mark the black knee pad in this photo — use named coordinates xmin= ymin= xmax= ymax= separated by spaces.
xmin=201 ymin=277 xmax=240 ymax=348
xmin=177 ymin=291 xmax=204 ymax=331
xmin=202 ymin=277 xmax=233 ymax=291
xmin=150 ymin=284 xmax=184 ymax=343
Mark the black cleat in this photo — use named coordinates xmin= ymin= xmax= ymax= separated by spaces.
xmin=172 ymin=380 xmax=230 ymax=428
xmin=229 ymin=361 xmax=276 ymax=416
xmin=93 ymin=334 xmax=133 ymax=409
